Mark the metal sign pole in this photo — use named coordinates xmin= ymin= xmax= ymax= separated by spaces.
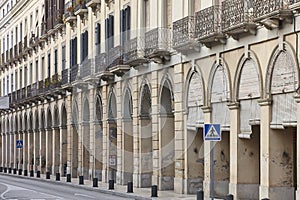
xmin=210 ymin=141 xmax=214 ymax=200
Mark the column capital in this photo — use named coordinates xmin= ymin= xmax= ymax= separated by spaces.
xmin=227 ymin=102 xmax=239 ymax=110
xmin=258 ymin=98 xmax=272 ymax=106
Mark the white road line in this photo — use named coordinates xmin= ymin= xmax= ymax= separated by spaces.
xmin=74 ymin=193 xmax=96 ymax=199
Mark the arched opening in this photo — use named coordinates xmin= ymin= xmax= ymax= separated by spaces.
xmin=139 ymin=83 xmax=153 ymax=187
xmin=159 ymin=79 xmax=175 ymax=190
xmin=210 ymin=64 xmax=230 ymax=197
xmin=53 ymin=106 xmax=60 ymax=174
xmin=46 ymin=109 xmax=53 ymax=174
xmin=23 ymin=113 xmax=28 ymax=171
xmin=95 ymin=95 xmax=103 ymax=181
xmin=60 ymin=105 xmax=68 ymax=177
xmin=28 ymin=113 xmax=34 ymax=172
xmin=71 ymin=101 xmax=79 ymax=178
xmin=18 ymin=114 xmax=23 ymax=170
xmin=6 ymin=118 xmax=10 ymax=169
xmin=236 ymin=58 xmax=261 ymax=199
xmin=185 ymin=71 xmax=204 ymax=194
xmin=82 ymin=98 xmax=90 ymax=180
xmin=40 ymin=110 xmax=46 ymax=174
xmin=108 ymin=91 xmax=117 ymax=182
xmin=121 ymin=88 xmax=133 ymax=184
xmin=34 ymin=110 xmax=40 ymax=172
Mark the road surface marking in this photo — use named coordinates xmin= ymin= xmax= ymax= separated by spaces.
xmin=74 ymin=193 xmax=96 ymax=199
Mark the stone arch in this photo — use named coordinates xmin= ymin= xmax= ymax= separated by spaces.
xmin=159 ymin=74 xmax=174 ymax=115
xmin=46 ymin=108 xmax=52 ymax=129
xmin=40 ymin=109 xmax=45 ymax=130
xmin=185 ymin=65 xmax=205 ymax=128
xmin=265 ymin=42 xmax=299 ymax=97
xmin=15 ymin=115 xmax=18 ymax=133
xmin=34 ymin=110 xmax=39 ymax=131
xmin=19 ymin=114 xmax=22 ymax=131
xmin=61 ymin=104 xmax=67 ymax=127
xmin=123 ymin=87 xmax=133 ymax=119
xmin=82 ymin=96 xmax=90 ymax=122
xmin=107 ymin=89 xmax=117 ymax=121
xmin=53 ymin=105 xmax=60 ymax=128
xmin=72 ymin=99 xmax=79 ymax=125
xmin=29 ymin=111 xmax=33 ymax=131
xmin=139 ymin=79 xmax=152 ymax=118
xmin=95 ymin=94 xmax=103 ymax=123
xmin=24 ymin=113 xmax=28 ymax=131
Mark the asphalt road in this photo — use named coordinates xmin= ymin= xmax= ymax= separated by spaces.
xmin=0 ymin=175 xmax=134 ymax=200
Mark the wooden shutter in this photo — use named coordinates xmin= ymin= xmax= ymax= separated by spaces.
xmin=74 ymin=37 xmax=77 ymax=65
xmin=80 ymin=33 xmax=84 ymax=62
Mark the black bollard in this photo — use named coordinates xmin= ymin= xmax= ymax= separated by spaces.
xmin=24 ymin=170 xmax=28 ymax=176
xmin=108 ymin=180 xmax=114 ymax=190
xmin=79 ymin=176 xmax=84 ymax=185
xmin=151 ymin=185 xmax=158 ymax=197
xmin=0 ymin=167 xmax=3 ymax=172
xmin=18 ymin=169 xmax=22 ymax=175
xmin=46 ymin=171 xmax=50 ymax=179
xmin=4 ymin=168 xmax=7 ymax=173
xmin=93 ymin=178 xmax=98 ymax=187
xmin=226 ymin=194 xmax=234 ymax=200
xmin=8 ymin=168 xmax=12 ymax=173
xmin=66 ymin=174 xmax=71 ymax=182
xmin=127 ymin=182 xmax=133 ymax=193
xmin=56 ymin=173 xmax=60 ymax=181
xmin=37 ymin=171 xmax=40 ymax=178
xmin=30 ymin=170 xmax=34 ymax=177
xmin=197 ymin=190 xmax=204 ymax=200
xmin=13 ymin=168 xmax=16 ymax=174
xmin=262 ymin=199 xmax=269 ymax=200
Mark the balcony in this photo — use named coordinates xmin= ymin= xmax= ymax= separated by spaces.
xmin=38 ymin=80 xmax=44 ymax=94
xmin=79 ymin=59 xmax=92 ymax=79
xmin=13 ymin=44 xmax=18 ymax=61
xmin=172 ymin=16 xmax=200 ymax=54
xmin=95 ymin=53 xmax=107 ymax=73
xmin=254 ymin=0 xmax=293 ymax=29
xmin=1 ymin=53 xmax=5 ymax=66
xmin=21 ymin=87 xmax=26 ymax=99
xmin=145 ymin=28 xmax=172 ymax=64
xmin=65 ymin=6 xmax=77 ymax=25
xmin=86 ymin=0 xmax=100 ymax=12
xmin=29 ymin=34 xmax=39 ymax=51
xmin=27 ymin=85 xmax=32 ymax=99
xmin=74 ymin=0 xmax=88 ymax=18
xmin=53 ymin=9 xmax=64 ymax=30
xmin=9 ymin=48 xmax=13 ymax=63
xmin=195 ymin=5 xmax=226 ymax=48
xmin=107 ymin=45 xmax=130 ymax=76
xmin=5 ymin=50 xmax=9 ymax=64
xmin=124 ymin=37 xmax=148 ymax=67
xmin=39 ymin=22 xmax=48 ymax=44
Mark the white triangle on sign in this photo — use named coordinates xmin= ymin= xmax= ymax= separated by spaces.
xmin=206 ymin=125 xmax=219 ymax=138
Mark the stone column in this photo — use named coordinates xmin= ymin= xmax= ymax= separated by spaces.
xmin=258 ymin=99 xmax=272 ymax=199
xmin=66 ymin=95 xmax=73 ymax=176
xmin=116 ymin=81 xmax=123 ymax=185
xmin=151 ymin=70 xmax=159 ymax=186
xmin=60 ymin=126 xmax=67 ymax=177
xmin=228 ymin=102 xmax=240 ymax=197
xmin=4 ymin=133 xmax=7 ymax=168
xmin=174 ymin=63 xmax=185 ymax=194
xmin=28 ymin=130 xmax=34 ymax=172
xmin=77 ymin=91 xmax=83 ymax=176
xmin=1 ymin=133 xmax=3 ymax=168
xmin=102 ymin=85 xmax=109 ymax=182
xmin=33 ymin=129 xmax=39 ymax=172
xmin=40 ymin=128 xmax=46 ymax=174
xmin=45 ymin=128 xmax=53 ymax=174
xmin=53 ymin=127 xmax=60 ymax=174
xmin=23 ymin=131 xmax=28 ymax=171
xmin=202 ymin=106 xmax=212 ymax=199
xmin=13 ymin=131 xmax=17 ymax=170
xmin=89 ymin=88 xmax=95 ymax=180
xmin=295 ymin=96 xmax=300 ymax=200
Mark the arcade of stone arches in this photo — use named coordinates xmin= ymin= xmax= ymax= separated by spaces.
xmin=0 ymin=42 xmax=299 ymax=199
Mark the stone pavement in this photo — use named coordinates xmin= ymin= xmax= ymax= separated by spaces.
xmin=0 ymin=171 xmax=200 ymax=200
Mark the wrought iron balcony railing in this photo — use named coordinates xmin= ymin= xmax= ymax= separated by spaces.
xmin=21 ymin=87 xmax=26 ymax=99
xmin=31 ymin=82 xmax=37 ymax=97
xmin=5 ymin=50 xmax=9 ymax=62
xmin=50 ymin=73 xmax=62 ymax=89
xmin=14 ymin=44 xmax=18 ymax=58
xmin=173 ymin=16 xmax=200 ymax=53
xmin=107 ymin=45 xmax=123 ymax=68
xmin=16 ymin=89 xmax=21 ymax=100
xmin=86 ymin=0 xmax=100 ymax=8
xmin=27 ymin=85 xmax=32 ymax=98
xmin=44 ymin=77 xmax=51 ymax=92
xmin=80 ymin=59 xmax=92 ymax=78
xmin=254 ymin=0 xmax=293 ymax=28
xmin=1 ymin=53 xmax=4 ymax=65
xmin=74 ymin=0 xmax=87 ymax=15
xmin=145 ymin=28 xmax=172 ymax=58
xmin=195 ymin=5 xmax=226 ymax=47
xmin=70 ymin=64 xmax=79 ymax=82
xmin=38 ymin=80 xmax=44 ymax=94
xmin=124 ymin=37 xmax=147 ymax=66
xmin=53 ymin=9 xmax=64 ymax=28
xmin=95 ymin=53 xmax=107 ymax=73
xmin=9 ymin=49 xmax=13 ymax=61
xmin=62 ymin=69 xmax=69 ymax=85
xmin=222 ymin=0 xmax=257 ymax=39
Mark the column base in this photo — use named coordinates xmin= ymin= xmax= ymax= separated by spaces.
xmin=158 ymin=176 xmax=174 ymax=191
xmin=133 ymin=173 xmax=152 ymax=188
xmin=295 ymin=189 xmax=300 ymax=200
xmin=102 ymin=169 xmax=108 ymax=183
xmin=183 ymin=178 xmax=203 ymax=194
xmin=267 ymin=186 xmax=294 ymax=200
xmin=259 ymin=185 xmax=269 ymax=199
xmin=174 ymin=177 xmax=184 ymax=194
xmin=230 ymin=183 xmax=259 ymax=199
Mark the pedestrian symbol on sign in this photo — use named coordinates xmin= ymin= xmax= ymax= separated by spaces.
xmin=204 ymin=124 xmax=221 ymax=141
xmin=16 ymin=140 xmax=23 ymax=148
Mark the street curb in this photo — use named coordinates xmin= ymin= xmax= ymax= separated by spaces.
xmin=0 ymin=172 xmax=153 ymax=200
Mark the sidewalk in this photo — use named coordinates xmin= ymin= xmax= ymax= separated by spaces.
xmin=0 ymin=171 xmax=197 ymax=200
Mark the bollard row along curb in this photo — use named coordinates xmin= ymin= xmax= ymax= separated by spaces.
xmin=0 ymin=171 xmax=153 ymax=200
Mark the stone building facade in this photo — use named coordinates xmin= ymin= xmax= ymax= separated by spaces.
xmin=0 ymin=0 xmax=300 ymax=199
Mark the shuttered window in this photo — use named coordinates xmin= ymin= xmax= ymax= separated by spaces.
xmin=105 ymin=15 xmax=114 ymax=52
xmin=62 ymin=45 xmax=66 ymax=70
xmin=120 ymin=6 xmax=131 ymax=46
xmin=70 ymin=37 xmax=77 ymax=67
xmin=145 ymin=0 xmax=150 ymax=28
xmin=54 ymin=49 xmax=58 ymax=74
xmin=80 ymin=31 xmax=88 ymax=63
xmin=95 ymin=23 xmax=101 ymax=54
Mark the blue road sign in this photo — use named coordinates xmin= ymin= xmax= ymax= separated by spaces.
xmin=16 ymin=140 xmax=23 ymax=148
xmin=204 ymin=124 xmax=221 ymax=141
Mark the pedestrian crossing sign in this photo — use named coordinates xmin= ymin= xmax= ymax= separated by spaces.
xmin=16 ymin=140 xmax=23 ymax=148
xmin=204 ymin=124 xmax=221 ymax=141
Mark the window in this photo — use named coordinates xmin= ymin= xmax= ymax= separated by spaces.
xmin=29 ymin=63 xmax=33 ymax=84
xmin=6 ymin=76 xmax=9 ymax=94
xmin=80 ymin=31 xmax=88 ymax=63
xmin=15 ymin=27 xmax=18 ymax=43
xmin=70 ymin=37 xmax=77 ymax=67
xmin=145 ymin=0 xmax=150 ymax=28
xmin=47 ymin=53 xmax=51 ymax=77
xmin=15 ymin=71 xmax=17 ymax=90
xmin=41 ymin=56 xmax=44 ymax=79
xmin=120 ymin=6 xmax=130 ymax=46
xmin=54 ymin=49 xmax=58 ymax=74
xmin=10 ymin=73 xmax=13 ymax=93
xmin=62 ymin=45 xmax=66 ymax=70
xmin=20 ymin=23 xmax=22 ymax=39
xmin=24 ymin=66 xmax=27 ymax=86
xmin=35 ymin=60 xmax=38 ymax=81
xmin=95 ymin=23 xmax=101 ymax=54
xmin=20 ymin=68 xmax=22 ymax=88
xmin=105 ymin=14 xmax=114 ymax=52
xmin=3 ymin=78 xmax=5 ymax=96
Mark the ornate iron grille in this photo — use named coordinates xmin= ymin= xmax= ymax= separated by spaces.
xmin=222 ymin=0 xmax=254 ymax=30
xmin=195 ymin=5 xmax=222 ymax=39
xmin=74 ymin=0 xmax=87 ymax=12
xmin=11 ymin=91 xmax=16 ymax=103
xmin=31 ymin=83 xmax=37 ymax=97
xmin=95 ymin=53 xmax=107 ymax=73
xmin=173 ymin=16 xmax=196 ymax=47
xmin=254 ymin=0 xmax=290 ymax=18
xmin=124 ymin=37 xmax=145 ymax=63
xmin=16 ymin=89 xmax=21 ymax=100
xmin=145 ymin=28 xmax=171 ymax=57
xmin=70 ymin=64 xmax=79 ymax=82
xmin=80 ymin=59 xmax=91 ymax=78
xmin=51 ymin=74 xmax=61 ymax=89
xmin=21 ymin=87 xmax=26 ymax=99
xmin=44 ymin=77 xmax=51 ymax=92
xmin=53 ymin=9 xmax=64 ymax=27
xmin=62 ymin=69 xmax=69 ymax=85
xmin=108 ymin=45 xmax=123 ymax=68
xmin=27 ymin=85 xmax=32 ymax=98
xmin=38 ymin=80 xmax=44 ymax=94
